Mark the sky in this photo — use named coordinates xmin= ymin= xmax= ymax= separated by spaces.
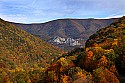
xmin=0 ymin=0 xmax=125 ymax=23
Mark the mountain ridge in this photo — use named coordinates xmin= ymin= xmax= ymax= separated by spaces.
xmin=41 ymin=16 xmax=125 ymax=83
xmin=12 ymin=18 xmax=118 ymax=51
xmin=0 ymin=17 xmax=124 ymax=82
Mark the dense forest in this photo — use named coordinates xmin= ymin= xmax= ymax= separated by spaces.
xmin=0 ymin=16 xmax=125 ymax=83
xmin=0 ymin=18 xmax=63 ymax=83
xmin=41 ymin=16 xmax=125 ymax=83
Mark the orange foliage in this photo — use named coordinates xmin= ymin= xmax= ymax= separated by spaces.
xmin=109 ymin=65 xmax=119 ymax=77
xmin=84 ymin=51 xmax=94 ymax=68
xmin=61 ymin=74 xmax=69 ymax=83
xmin=97 ymin=56 xmax=108 ymax=68
xmin=93 ymin=68 xmax=119 ymax=83
xmin=85 ymin=47 xmax=89 ymax=52
xmin=104 ymin=69 xmax=119 ymax=83
xmin=86 ymin=51 xmax=93 ymax=59
xmin=93 ymin=43 xmax=99 ymax=47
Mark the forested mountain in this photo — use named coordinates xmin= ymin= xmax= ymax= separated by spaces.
xmin=12 ymin=18 xmax=117 ymax=51
xmin=0 ymin=18 xmax=63 ymax=82
xmin=85 ymin=16 xmax=125 ymax=82
xmin=1 ymin=16 xmax=125 ymax=83
xmin=40 ymin=16 xmax=125 ymax=83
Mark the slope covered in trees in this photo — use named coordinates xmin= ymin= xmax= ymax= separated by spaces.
xmin=0 ymin=18 xmax=63 ymax=82
xmin=0 ymin=16 xmax=125 ymax=83
xmin=41 ymin=16 xmax=125 ymax=83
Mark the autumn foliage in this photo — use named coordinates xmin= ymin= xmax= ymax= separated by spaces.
xmin=0 ymin=16 xmax=125 ymax=82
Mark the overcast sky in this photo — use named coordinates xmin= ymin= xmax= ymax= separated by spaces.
xmin=0 ymin=0 xmax=125 ymax=23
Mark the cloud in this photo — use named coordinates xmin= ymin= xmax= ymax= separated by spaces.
xmin=0 ymin=13 xmax=27 ymax=23
xmin=0 ymin=0 xmax=125 ymax=23
xmin=97 ymin=13 xmax=125 ymax=19
xmin=105 ymin=14 xmax=125 ymax=19
xmin=31 ymin=0 xmax=37 ymax=5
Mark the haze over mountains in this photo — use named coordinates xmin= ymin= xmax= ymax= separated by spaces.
xmin=13 ymin=18 xmax=117 ymax=51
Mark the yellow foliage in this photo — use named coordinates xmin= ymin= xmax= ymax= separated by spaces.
xmin=39 ymin=68 xmax=45 ymax=72
xmin=85 ymin=47 xmax=89 ymax=52
xmin=33 ymin=63 xmax=38 ymax=68
xmin=15 ymin=67 xmax=24 ymax=72
xmin=30 ymin=68 xmax=34 ymax=72
xmin=27 ymin=78 xmax=32 ymax=83
xmin=60 ymin=57 xmax=66 ymax=62
xmin=112 ymin=39 xmax=118 ymax=46
xmin=61 ymin=74 xmax=69 ymax=83
xmin=6 ymin=80 xmax=11 ymax=83
xmin=59 ymin=57 xmax=68 ymax=67
xmin=98 ymin=56 xmax=108 ymax=68
xmin=2 ymin=71 xmax=7 ymax=75
xmin=69 ymin=56 xmax=76 ymax=60
xmin=9 ymin=69 xmax=16 ymax=73
xmin=94 ymin=47 xmax=103 ymax=52
xmin=77 ymin=71 xmax=86 ymax=78
xmin=105 ymin=49 xmax=114 ymax=54
xmin=93 ymin=43 xmax=99 ymax=47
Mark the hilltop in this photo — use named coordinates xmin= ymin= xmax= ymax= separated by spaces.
xmin=12 ymin=18 xmax=117 ymax=51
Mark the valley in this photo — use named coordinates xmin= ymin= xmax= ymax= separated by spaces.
xmin=0 ymin=16 xmax=125 ymax=83
xmin=12 ymin=18 xmax=117 ymax=51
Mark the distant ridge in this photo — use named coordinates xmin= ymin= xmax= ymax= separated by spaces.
xmin=12 ymin=18 xmax=118 ymax=51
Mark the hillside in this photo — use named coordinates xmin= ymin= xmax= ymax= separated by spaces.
xmin=0 ymin=18 xmax=63 ymax=82
xmin=1 ymin=17 xmax=124 ymax=82
xmin=12 ymin=18 xmax=117 ymax=51
xmin=39 ymin=16 xmax=125 ymax=83
xmin=85 ymin=16 xmax=125 ymax=78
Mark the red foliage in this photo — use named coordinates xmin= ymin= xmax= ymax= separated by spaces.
xmin=68 ymin=61 xmax=75 ymax=68
xmin=47 ymin=63 xmax=58 ymax=71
